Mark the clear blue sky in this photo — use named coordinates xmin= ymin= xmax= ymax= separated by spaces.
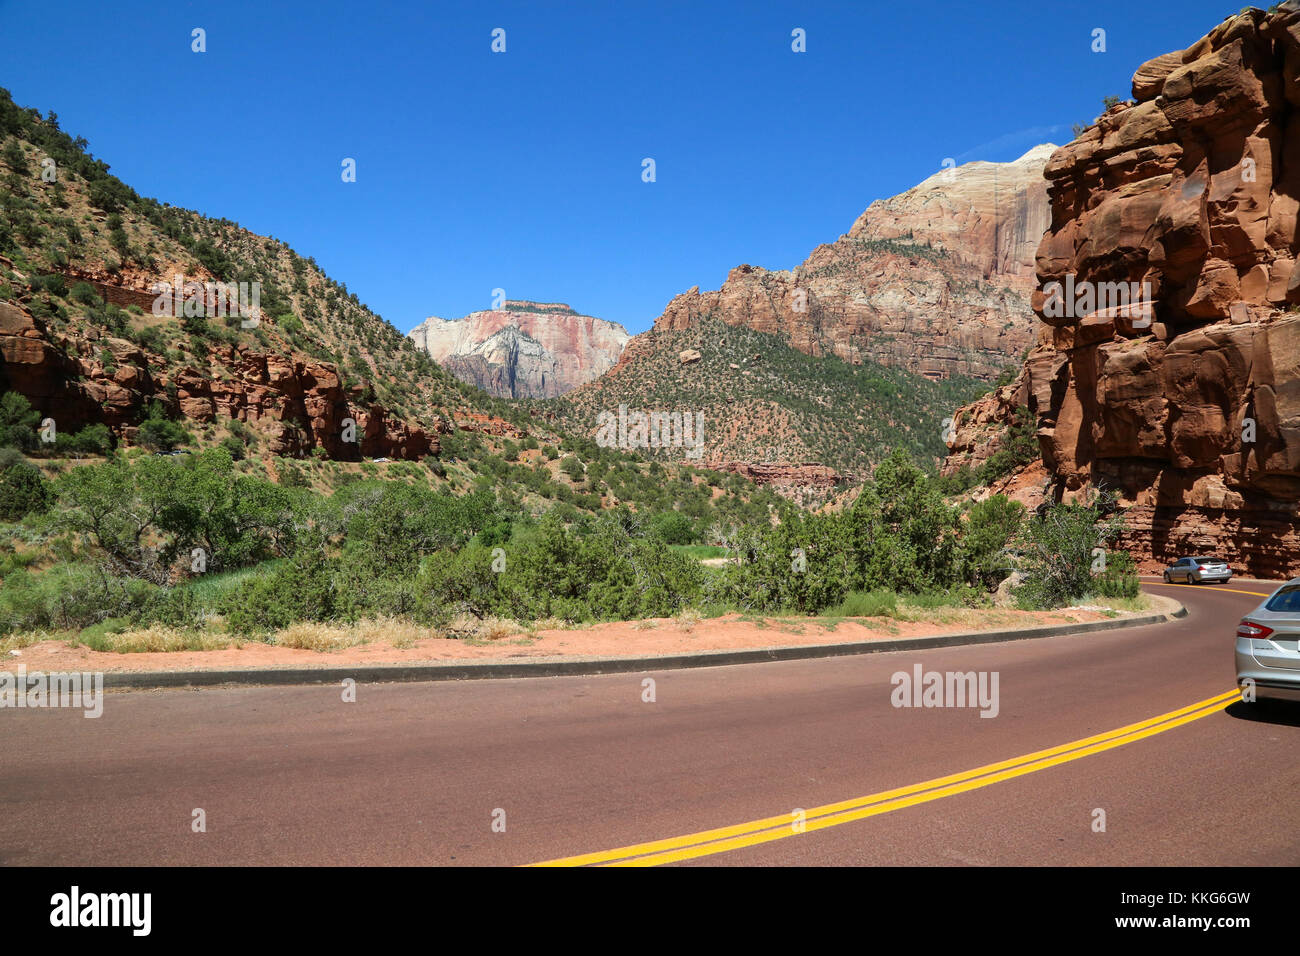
xmin=0 ymin=0 xmax=1237 ymax=335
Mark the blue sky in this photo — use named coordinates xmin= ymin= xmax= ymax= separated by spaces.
xmin=0 ymin=0 xmax=1237 ymax=335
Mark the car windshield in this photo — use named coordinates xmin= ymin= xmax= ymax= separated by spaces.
xmin=1265 ymin=586 xmax=1300 ymax=613
xmin=1196 ymin=557 xmax=1224 ymax=563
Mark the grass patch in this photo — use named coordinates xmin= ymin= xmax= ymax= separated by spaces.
xmin=1090 ymin=594 xmax=1152 ymax=614
xmin=669 ymin=545 xmax=728 ymax=560
xmin=78 ymin=626 xmax=237 ymax=653
xmin=178 ymin=561 xmax=283 ymax=606
xmin=836 ymin=589 xmax=898 ymax=618
xmin=901 ymin=589 xmax=975 ymax=610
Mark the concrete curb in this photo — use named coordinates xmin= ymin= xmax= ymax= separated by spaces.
xmin=100 ymin=597 xmax=1188 ymax=691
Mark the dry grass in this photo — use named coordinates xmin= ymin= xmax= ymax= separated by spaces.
xmin=477 ymin=616 xmax=523 ymax=642
xmin=0 ymin=629 xmax=66 ymax=655
xmin=675 ymin=608 xmax=702 ymax=633
xmin=447 ymin=614 xmax=530 ymax=644
xmin=91 ymin=627 xmax=237 ymax=653
xmin=271 ymin=617 xmax=442 ymax=651
xmin=534 ymin=616 xmax=574 ymax=632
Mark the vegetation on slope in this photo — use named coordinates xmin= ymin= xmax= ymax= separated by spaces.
xmin=534 ymin=315 xmax=987 ymax=476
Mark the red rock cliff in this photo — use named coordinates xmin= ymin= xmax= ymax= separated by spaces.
xmin=967 ymin=4 xmax=1300 ymax=577
xmin=0 ymin=300 xmax=437 ymax=460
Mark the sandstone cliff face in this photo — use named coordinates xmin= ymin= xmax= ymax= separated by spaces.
xmin=851 ymin=144 xmax=1055 ymax=282
xmin=0 ymin=300 xmax=437 ymax=460
xmin=409 ymin=302 xmax=630 ymax=399
xmin=652 ymin=146 xmax=1054 ymax=380
xmin=949 ymin=4 xmax=1300 ymax=577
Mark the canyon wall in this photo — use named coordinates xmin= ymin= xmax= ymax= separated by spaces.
xmin=409 ymin=302 xmax=630 ymax=399
xmin=652 ymin=145 xmax=1054 ymax=380
xmin=950 ymin=4 xmax=1300 ymax=577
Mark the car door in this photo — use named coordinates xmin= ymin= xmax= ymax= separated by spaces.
xmin=1251 ymin=590 xmax=1300 ymax=670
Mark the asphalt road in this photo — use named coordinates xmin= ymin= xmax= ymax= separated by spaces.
xmin=3 ymin=580 xmax=1297 ymax=866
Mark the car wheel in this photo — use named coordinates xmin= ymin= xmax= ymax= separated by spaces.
xmin=1163 ymin=571 xmax=1171 ymax=583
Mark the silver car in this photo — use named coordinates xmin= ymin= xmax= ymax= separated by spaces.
xmin=1236 ymin=581 xmax=1300 ymax=702
xmin=1163 ymin=555 xmax=1232 ymax=584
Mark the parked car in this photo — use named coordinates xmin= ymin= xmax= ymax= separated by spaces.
xmin=1236 ymin=580 xmax=1300 ymax=702
xmin=1163 ymin=556 xmax=1232 ymax=584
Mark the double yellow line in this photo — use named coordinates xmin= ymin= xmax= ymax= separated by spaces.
xmin=530 ymin=688 xmax=1241 ymax=866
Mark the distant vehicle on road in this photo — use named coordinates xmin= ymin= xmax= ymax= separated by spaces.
xmin=1163 ymin=556 xmax=1232 ymax=584
xmin=1236 ymin=580 xmax=1300 ymax=702
xmin=372 ymin=457 xmax=391 ymax=463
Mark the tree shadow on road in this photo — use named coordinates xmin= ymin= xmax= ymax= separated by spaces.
xmin=1224 ymin=699 xmax=1300 ymax=728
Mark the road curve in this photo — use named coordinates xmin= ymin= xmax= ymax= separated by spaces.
xmin=2 ymin=582 xmax=1297 ymax=866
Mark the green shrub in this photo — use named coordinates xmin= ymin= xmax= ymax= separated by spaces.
xmin=837 ymin=589 xmax=898 ymax=617
xmin=33 ymin=273 xmax=66 ymax=297
xmin=219 ymin=435 xmax=247 ymax=461
xmin=1016 ymin=492 xmax=1124 ymax=608
xmin=69 ymin=281 xmax=100 ymax=306
xmin=1094 ymin=549 xmax=1140 ymax=598
xmin=222 ymin=549 xmax=342 ymax=634
xmin=0 ymin=450 xmax=51 ymax=519
xmin=962 ymin=494 xmax=1024 ymax=588
xmin=977 ymin=414 xmax=1038 ymax=484
xmin=137 ymin=405 xmax=189 ymax=452
xmin=1 ymin=392 xmax=44 ymax=451
xmin=650 ymin=510 xmax=696 ymax=545
xmin=0 ymin=563 xmax=153 ymax=634
xmin=73 ymin=423 xmax=114 ymax=454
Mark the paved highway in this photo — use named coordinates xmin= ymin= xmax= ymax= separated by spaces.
xmin=2 ymin=581 xmax=1297 ymax=866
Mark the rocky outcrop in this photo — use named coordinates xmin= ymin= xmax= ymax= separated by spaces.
xmin=409 ymin=302 xmax=629 ymax=398
xmin=941 ymin=369 xmax=1031 ymax=476
xmin=950 ymin=4 xmax=1300 ymax=577
xmin=0 ymin=299 xmax=437 ymax=460
xmin=714 ymin=461 xmax=850 ymax=505
xmin=651 ymin=146 xmax=1054 ymax=380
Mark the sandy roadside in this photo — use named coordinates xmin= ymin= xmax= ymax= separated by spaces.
xmin=0 ymin=604 xmax=1162 ymax=674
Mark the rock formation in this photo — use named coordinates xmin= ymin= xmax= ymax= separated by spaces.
xmin=713 ymin=461 xmax=849 ymax=505
xmin=0 ymin=299 xmax=437 ymax=460
xmin=946 ymin=4 xmax=1300 ymax=577
xmin=409 ymin=302 xmax=629 ymax=399
xmin=651 ymin=145 xmax=1055 ymax=380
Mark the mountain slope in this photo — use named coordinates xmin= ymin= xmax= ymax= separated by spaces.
xmin=534 ymin=315 xmax=986 ymax=485
xmin=0 ymin=87 xmax=533 ymax=460
xmin=535 ymin=151 xmax=1048 ymax=488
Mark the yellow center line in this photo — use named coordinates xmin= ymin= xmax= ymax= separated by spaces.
xmin=1145 ymin=582 xmax=1269 ymax=597
xmin=530 ymin=689 xmax=1241 ymax=866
